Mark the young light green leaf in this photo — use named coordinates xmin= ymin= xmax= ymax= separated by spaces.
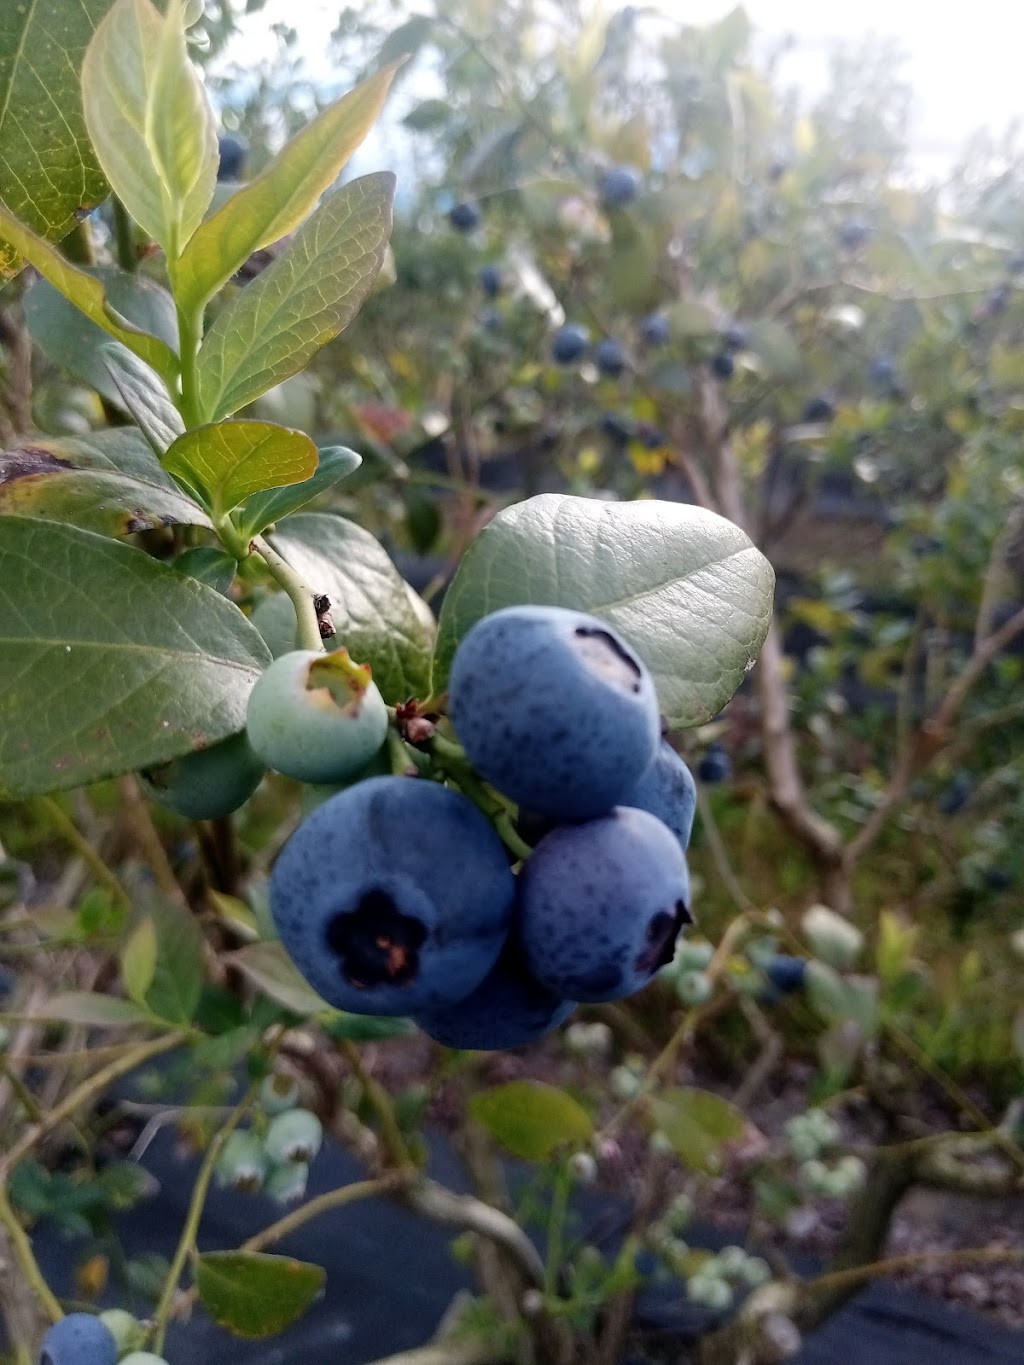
xmin=175 ymin=64 xmax=399 ymax=313
xmin=24 ymin=268 xmax=178 ymax=406
xmin=0 ymin=443 xmax=208 ymax=539
xmin=121 ymin=916 xmax=158 ymax=1005
xmin=196 ymin=1252 xmax=325 ymax=1338
xmin=145 ymin=0 xmax=218 ymax=256
xmin=196 ymin=172 xmax=396 ymax=421
xmin=0 ymin=204 xmax=178 ymax=384
xmin=269 ymin=512 xmax=433 ymax=703
xmin=234 ymin=446 xmax=362 ymax=541
xmin=469 ymin=1081 xmax=593 ymax=1160
xmin=82 ymin=0 xmax=215 ymax=257
xmin=101 ymin=345 xmax=186 ymax=455
xmin=164 ymin=421 xmax=319 ymax=519
xmin=0 ymin=0 xmax=113 ymax=282
xmin=432 ymin=494 xmax=776 ymax=729
xmin=649 ymin=1088 xmax=747 ymax=1173
xmin=0 ymin=517 xmax=270 ymax=799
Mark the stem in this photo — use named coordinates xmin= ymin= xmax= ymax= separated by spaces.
xmin=428 ymin=736 xmax=531 ymax=860
xmin=543 ymin=1162 xmax=572 ymax=1296
xmin=338 ymin=1039 xmax=412 ymax=1168
xmin=36 ymin=797 xmax=131 ymax=911
xmin=176 ymin=303 xmax=203 ymax=429
xmin=809 ymin=1244 xmax=1024 ymax=1300
xmin=151 ymin=1084 xmax=258 ymax=1354
xmin=241 ymin=1173 xmax=411 ymax=1254
xmin=252 ymin=534 xmax=325 ymax=653
xmin=0 ymin=1185 xmax=61 ymax=1323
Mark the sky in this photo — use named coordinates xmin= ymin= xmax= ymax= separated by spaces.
xmin=212 ymin=0 xmax=1024 ymax=179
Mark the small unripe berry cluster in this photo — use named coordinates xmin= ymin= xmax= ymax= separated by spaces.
xmin=215 ymin=1078 xmax=323 ymax=1206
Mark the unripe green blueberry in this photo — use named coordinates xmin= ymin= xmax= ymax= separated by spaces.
xmin=246 ymin=648 xmax=389 ymax=783
xmin=265 ymin=1159 xmax=309 ymax=1205
xmin=98 ymin=1309 xmax=146 ymax=1355
xmin=687 ymin=1273 xmax=733 ymax=1310
xmin=801 ymin=904 xmax=863 ymax=968
xmin=648 ymin=1130 xmax=674 ymax=1157
xmin=568 ymin=1151 xmax=598 ymax=1184
xmin=119 ymin=1354 xmax=171 ymax=1365
xmin=836 ymin=1153 xmax=867 ymax=1192
xmin=215 ymin=1130 xmax=267 ymax=1192
xmin=139 ymin=730 xmax=264 ymax=820
xmin=799 ymin=1158 xmax=830 ymax=1194
xmin=740 ymin=1256 xmax=771 ymax=1287
xmin=806 ymin=1108 xmax=841 ymax=1149
xmin=259 ymin=1071 xmax=300 ymax=1116
xmin=671 ymin=939 xmax=715 ymax=973
xmin=263 ymin=1108 xmax=323 ymax=1164
xmin=609 ymin=1065 xmax=642 ymax=1101
xmin=717 ymin=1245 xmax=749 ymax=1276
xmin=665 ymin=1191 xmax=694 ymax=1233
xmin=676 ymin=970 xmax=713 ymax=1006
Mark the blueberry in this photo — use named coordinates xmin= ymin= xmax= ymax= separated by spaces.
xmin=723 ymin=324 xmax=747 ymax=352
xmin=837 ymin=217 xmax=870 ymax=251
xmin=270 ymin=776 xmax=515 ymax=1015
xmin=620 ymin=740 xmax=697 ymax=851
xmin=868 ymin=353 xmax=897 ymax=386
xmin=599 ymin=165 xmax=640 ymax=207
xmin=762 ymin=954 xmax=807 ymax=994
xmin=937 ymin=771 xmax=971 ymax=815
xmin=217 ymin=134 xmax=247 ymax=182
xmin=802 ymin=394 xmax=835 ymax=424
xmin=635 ymin=421 xmax=664 ymax=449
xmin=139 ymin=730 xmax=264 ymax=820
xmin=697 ymin=742 xmax=731 ymax=784
xmin=479 ymin=264 xmax=503 ymax=297
xmin=449 ymin=201 xmax=482 ymax=232
xmin=600 ymin=412 xmax=633 ymax=445
xmin=551 ymin=324 xmax=590 ymax=364
xmin=640 ymin=313 xmax=670 ymax=346
xmin=413 ymin=938 xmax=574 ymax=1049
xmin=518 ymin=807 xmax=693 ymax=1002
xmin=246 ymin=648 xmax=389 ymax=784
xmin=710 ymin=352 xmax=734 ymax=380
xmin=595 ymin=337 xmax=627 ymax=378
xmin=448 ymin=605 xmax=661 ymax=820
xmin=39 ymin=1314 xmax=117 ymax=1365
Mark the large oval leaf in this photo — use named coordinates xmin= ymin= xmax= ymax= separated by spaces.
xmin=469 ymin=1081 xmax=593 ymax=1160
xmin=270 ymin=512 xmax=433 ymax=703
xmin=195 ymin=1251 xmax=325 ymax=1339
xmin=432 ymin=494 xmax=775 ymax=728
xmin=0 ymin=517 xmax=271 ymax=798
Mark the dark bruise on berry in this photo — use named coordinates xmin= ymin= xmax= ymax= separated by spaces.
xmin=635 ymin=899 xmax=692 ymax=974
xmin=573 ymin=624 xmax=643 ymax=693
xmin=326 ymin=889 xmax=427 ymax=988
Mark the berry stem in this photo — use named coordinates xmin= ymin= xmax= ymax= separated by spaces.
xmin=252 ymin=534 xmax=326 ymax=653
xmin=426 ymin=735 xmax=532 ymax=861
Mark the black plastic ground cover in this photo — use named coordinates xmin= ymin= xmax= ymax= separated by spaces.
xmin=28 ymin=1127 xmax=1024 ymax=1364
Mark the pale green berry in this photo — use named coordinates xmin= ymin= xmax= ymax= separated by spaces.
xmin=120 ymin=1354 xmax=172 ymax=1365
xmin=666 ymin=1191 xmax=694 ymax=1233
xmin=215 ymin=1130 xmax=267 ymax=1192
xmin=264 ymin=1108 xmax=323 ymax=1165
xmin=740 ymin=1256 xmax=771 ymax=1287
xmin=265 ymin=1159 xmax=309 ymax=1205
xmin=801 ymin=904 xmax=863 ymax=969
xmin=676 ymin=969 xmax=713 ymax=1006
xmin=568 ymin=1151 xmax=597 ymax=1184
xmin=98 ymin=1309 xmax=145 ymax=1354
xmin=836 ymin=1154 xmax=867 ymax=1192
xmin=139 ymin=730 xmax=264 ymax=820
xmin=259 ymin=1072 xmax=300 ymax=1116
xmin=717 ymin=1245 xmax=749 ymax=1276
xmin=688 ymin=1274 xmax=733 ymax=1310
xmin=648 ymin=1130 xmax=674 ymax=1157
xmin=610 ymin=1065 xmax=642 ymax=1101
xmin=672 ymin=939 xmax=715 ymax=973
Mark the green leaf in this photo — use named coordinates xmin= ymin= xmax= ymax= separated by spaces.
xmin=0 ymin=0 xmax=114 ymax=283
xmin=29 ymin=427 xmax=184 ymax=487
xmin=24 ymin=269 xmax=178 ymax=406
xmin=0 ymin=441 xmax=208 ymax=538
xmin=469 ymin=1081 xmax=593 ymax=1160
xmin=172 ymin=547 xmax=237 ymax=595
xmin=226 ymin=942 xmax=332 ymax=1016
xmin=649 ymin=1088 xmax=746 ymax=1173
xmin=195 ymin=1251 xmax=325 ymax=1339
xmin=144 ymin=898 xmax=205 ymax=1024
xmin=235 ymin=446 xmax=362 ymax=540
xmin=175 ymin=64 xmax=399 ymax=313
xmin=121 ymin=916 xmax=157 ymax=1005
xmin=0 ymin=517 xmax=270 ymax=799
xmin=432 ymin=494 xmax=775 ymax=728
xmin=33 ymin=992 xmax=151 ymax=1026
xmin=195 ymin=172 xmax=396 ymax=421
xmin=745 ymin=319 xmax=804 ymax=380
xmin=270 ymin=512 xmax=433 ymax=703
xmin=81 ymin=0 xmax=216 ymax=258
xmin=320 ymin=1013 xmax=415 ymax=1043
xmin=101 ymin=345 xmax=186 ymax=455
xmin=164 ymin=421 xmax=319 ymax=519
xmin=0 ymin=204 xmax=179 ymax=385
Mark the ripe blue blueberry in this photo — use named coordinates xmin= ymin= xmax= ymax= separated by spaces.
xmin=551 ymin=324 xmax=590 ymax=364
xmin=722 ymin=324 xmax=747 ymax=352
xmin=762 ymin=954 xmax=807 ymax=996
xmin=600 ymin=412 xmax=633 ymax=445
xmin=802 ymin=394 xmax=835 ymax=424
xmin=518 ymin=807 xmax=693 ymax=1002
xmin=595 ymin=338 xmax=627 ymax=378
xmin=39 ymin=1314 xmax=117 ymax=1365
xmin=449 ymin=200 xmax=482 ymax=231
xmin=621 ymin=740 xmax=697 ymax=850
xmin=837 ymin=217 xmax=870 ymax=251
xmin=599 ymin=165 xmax=640 ymax=207
xmin=413 ymin=938 xmax=574 ymax=1050
xmin=217 ymin=134 xmax=246 ymax=181
xmin=697 ymin=741 xmax=731 ymax=784
xmin=270 ymin=776 xmax=515 ymax=1015
xmin=479 ymin=264 xmax=503 ymax=297
xmin=139 ymin=730 xmax=264 ymax=820
xmin=246 ymin=648 xmax=388 ymax=784
xmin=640 ymin=313 xmax=670 ymax=346
xmin=448 ymin=605 xmax=661 ymax=820
xmin=937 ymin=771 xmax=971 ymax=814
xmin=710 ymin=352 xmax=734 ymax=381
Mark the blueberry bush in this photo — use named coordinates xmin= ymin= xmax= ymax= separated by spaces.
xmin=0 ymin=2 xmax=1022 ymax=1364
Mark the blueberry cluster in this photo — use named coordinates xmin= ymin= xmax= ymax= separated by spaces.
xmin=214 ymin=1074 xmax=323 ymax=1205
xmin=270 ymin=605 xmax=697 ymax=1050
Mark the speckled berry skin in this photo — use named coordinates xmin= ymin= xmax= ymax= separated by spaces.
xmin=449 ymin=605 xmax=660 ymax=821
xmin=518 ymin=807 xmax=693 ymax=1002
xmin=620 ymin=740 xmax=697 ymax=851
xmin=414 ymin=939 xmax=574 ymax=1050
xmin=39 ymin=1314 xmax=117 ymax=1365
xmin=270 ymin=776 xmax=515 ymax=1015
